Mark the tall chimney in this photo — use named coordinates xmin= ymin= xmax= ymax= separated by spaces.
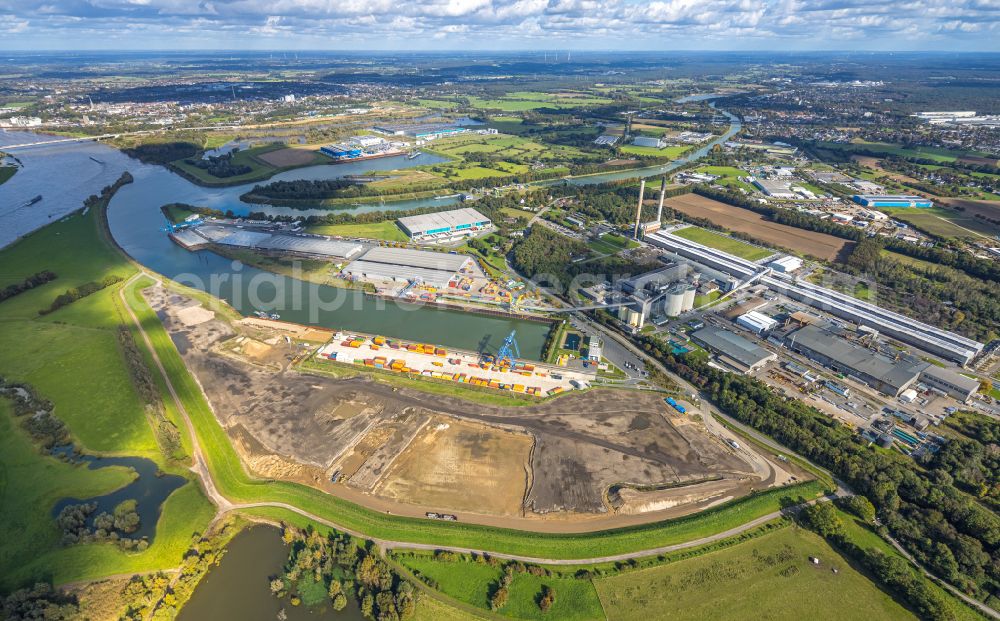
xmin=633 ymin=179 xmax=646 ymax=239
xmin=656 ymin=177 xmax=667 ymax=224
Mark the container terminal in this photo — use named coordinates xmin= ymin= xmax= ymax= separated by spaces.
xmin=316 ymin=331 xmax=594 ymax=397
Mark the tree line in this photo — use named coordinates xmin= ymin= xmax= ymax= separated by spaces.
xmin=38 ymin=275 xmax=123 ymax=316
xmin=0 ymin=270 xmax=57 ymax=304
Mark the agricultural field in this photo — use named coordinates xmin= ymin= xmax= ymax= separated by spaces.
xmin=663 ymin=194 xmax=854 ymax=261
xmin=467 ymin=91 xmax=613 ymax=112
xmin=879 ymin=206 xmax=999 ymax=239
xmin=671 ymin=226 xmax=773 ymax=261
xmin=255 ymin=145 xmax=325 ymax=168
xmin=593 ymin=526 xmax=915 ymax=621
xmin=817 ymin=140 xmax=996 ymax=165
xmin=415 ymin=98 xmax=461 ymax=110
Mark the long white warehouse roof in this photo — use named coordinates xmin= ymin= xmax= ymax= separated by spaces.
xmin=397 ymin=208 xmax=491 ymax=234
xmin=646 ymin=230 xmax=982 ymax=364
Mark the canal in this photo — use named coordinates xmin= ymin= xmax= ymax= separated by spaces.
xmin=179 ymin=525 xmax=364 ymax=621
xmin=7 ymin=102 xmax=739 ymax=360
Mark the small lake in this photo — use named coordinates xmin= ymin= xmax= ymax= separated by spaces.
xmin=179 ymin=525 xmax=364 ymax=621
xmin=50 ymin=448 xmax=186 ymax=541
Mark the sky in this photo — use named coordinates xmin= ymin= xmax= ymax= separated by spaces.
xmin=0 ymin=0 xmax=997 ymax=52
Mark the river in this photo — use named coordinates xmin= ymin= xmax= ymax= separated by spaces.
xmin=178 ymin=525 xmax=364 ymax=621
xmin=3 ymin=101 xmax=739 ymax=359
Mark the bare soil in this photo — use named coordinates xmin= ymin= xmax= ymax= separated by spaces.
xmin=663 ymin=194 xmax=854 ymax=261
xmin=147 ymin=287 xmax=766 ymax=525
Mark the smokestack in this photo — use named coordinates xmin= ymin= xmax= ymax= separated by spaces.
xmin=633 ymin=179 xmax=646 ymax=239
xmin=656 ymin=177 xmax=666 ymax=224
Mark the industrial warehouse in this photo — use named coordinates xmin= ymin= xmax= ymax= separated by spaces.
xmin=646 ymin=230 xmax=984 ymax=365
xmin=170 ymin=222 xmax=365 ymax=261
xmin=341 ymin=246 xmax=480 ymax=289
xmin=396 ymin=207 xmax=493 ymax=243
xmin=319 ymin=134 xmax=406 ymax=161
xmin=782 ymin=323 xmax=979 ymax=402
xmin=851 ymin=194 xmax=934 ymax=208
xmin=371 ymin=122 xmax=471 ymax=141
xmin=691 ymin=327 xmax=777 ymax=373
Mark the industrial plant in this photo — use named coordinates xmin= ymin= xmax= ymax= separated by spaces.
xmin=645 ymin=230 xmax=984 ymax=365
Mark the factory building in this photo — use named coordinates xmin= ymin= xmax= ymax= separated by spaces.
xmin=632 ymin=136 xmax=666 ymax=149
xmin=617 ymin=290 xmax=658 ymax=327
xmin=785 ymin=325 xmax=926 ymax=397
xmin=919 ymin=366 xmax=981 ymax=403
xmin=342 ymin=247 xmax=475 ymax=289
xmin=769 ymin=256 xmax=803 ymax=273
xmin=371 ymin=122 xmax=471 ymax=140
xmin=619 ymin=263 xmax=688 ymax=295
xmin=646 ymin=231 xmax=984 ymax=365
xmin=692 ymin=327 xmax=777 ymax=374
xmin=752 ymin=178 xmax=797 ymax=199
xmin=191 ymin=225 xmax=364 ymax=261
xmin=737 ymin=311 xmax=778 ymax=334
xmin=852 ymin=195 xmax=933 ymax=208
xmin=764 ymin=274 xmax=983 ymax=365
xmin=396 ymin=208 xmax=492 ymax=243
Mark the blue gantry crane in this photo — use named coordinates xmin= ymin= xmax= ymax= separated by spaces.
xmin=494 ymin=330 xmax=520 ymax=368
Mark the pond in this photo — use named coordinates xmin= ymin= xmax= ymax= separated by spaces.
xmin=50 ymin=447 xmax=187 ymax=541
xmin=179 ymin=525 xmax=364 ymax=621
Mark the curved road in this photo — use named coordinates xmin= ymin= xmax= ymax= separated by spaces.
xmin=121 ymin=268 xmax=1000 ymax=618
xmin=118 ymin=272 xmax=823 ymax=564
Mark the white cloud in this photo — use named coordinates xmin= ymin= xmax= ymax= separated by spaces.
xmin=0 ymin=0 xmax=997 ymax=48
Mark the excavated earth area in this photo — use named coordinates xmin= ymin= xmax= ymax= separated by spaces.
xmin=148 ymin=287 xmax=764 ymax=521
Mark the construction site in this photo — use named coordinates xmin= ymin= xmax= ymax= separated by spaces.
xmin=143 ymin=284 xmax=798 ymax=528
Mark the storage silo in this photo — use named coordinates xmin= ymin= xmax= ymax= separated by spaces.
xmin=682 ymin=285 xmax=696 ymax=312
xmin=664 ymin=285 xmax=686 ymax=317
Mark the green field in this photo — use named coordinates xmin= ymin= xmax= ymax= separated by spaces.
xmin=816 ymin=140 xmax=995 ymax=164
xmin=0 ymin=202 xmax=215 ymax=589
xmin=620 ymin=145 xmax=690 ymax=158
xmin=397 ymin=553 xmax=606 ymax=620
xmin=693 ymin=165 xmax=754 ymax=192
xmin=169 ymin=143 xmax=324 ymax=186
xmin=878 ymin=206 xmax=997 ymax=239
xmin=413 ymin=594 xmax=490 ymax=620
xmin=0 ymin=166 xmax=16 ymax=186
xmin=466 ymin=92 xmax=612 ymax=112
xmin=593 ymin=525 xmax=915 ymax=621
xmin=421 ymin=132 xmax=583 ymax=181
xmin=671 ymin=227 xmax=773 ymax=261
xmin=307 ymin=220 xmax=409 ymax=242
xmin=416 ymin=98 xmax=461 ymax=110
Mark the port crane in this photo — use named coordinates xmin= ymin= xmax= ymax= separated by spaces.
xmin=494 ymin=330 xmax=520 ymax=368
